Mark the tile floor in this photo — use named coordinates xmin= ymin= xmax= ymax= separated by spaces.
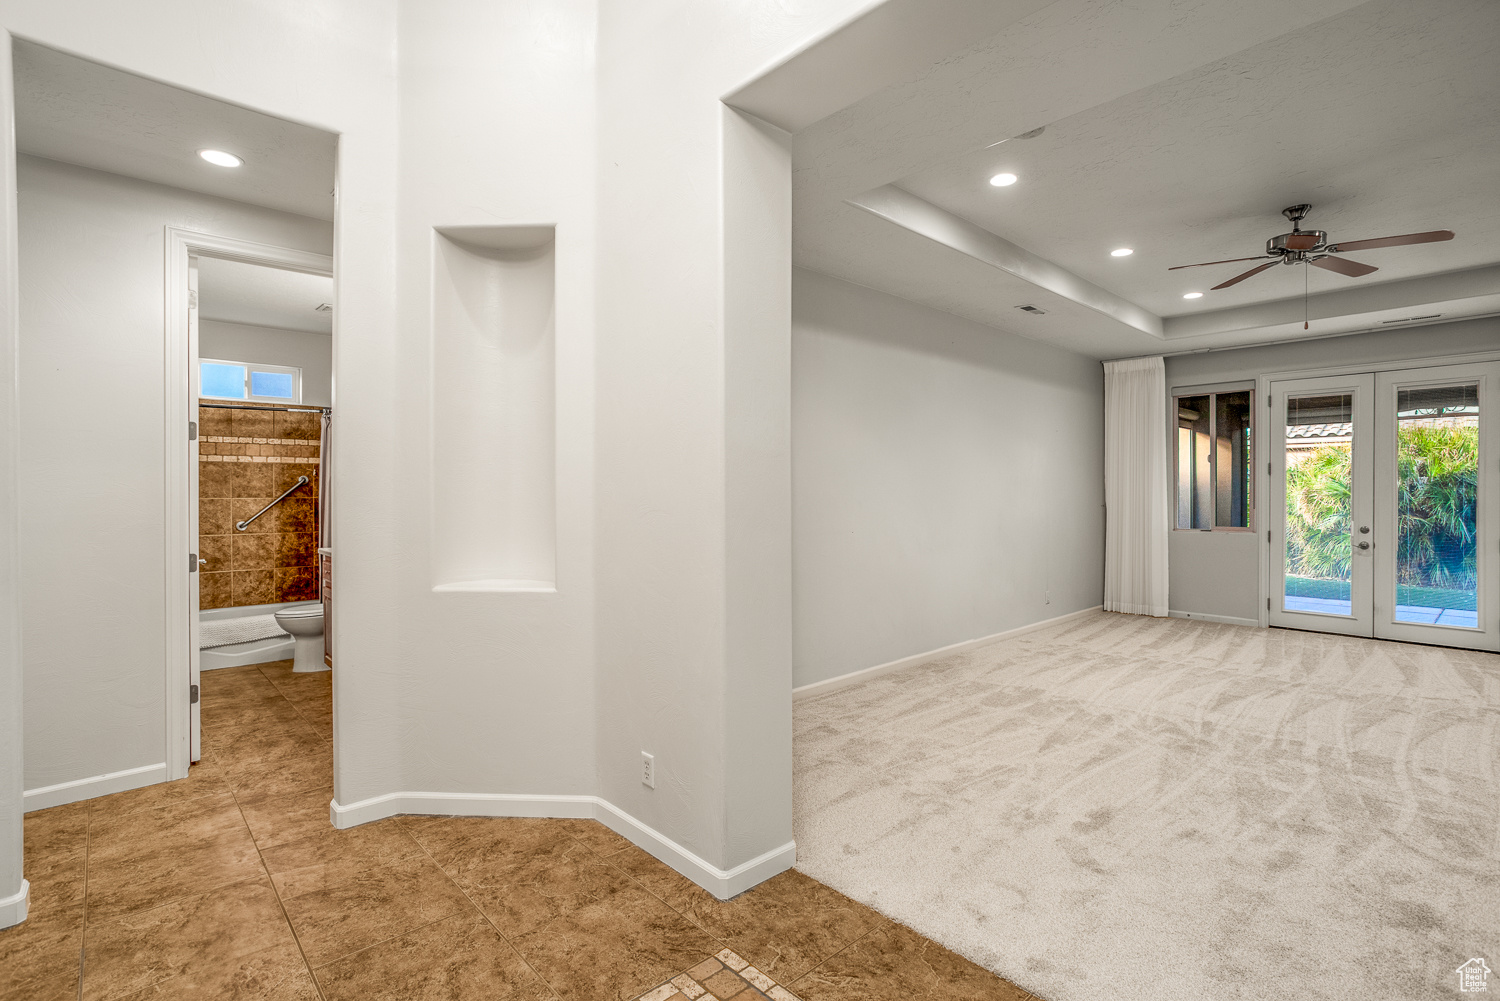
xmin=3 ymin=660 xmax=1038 ymax=1001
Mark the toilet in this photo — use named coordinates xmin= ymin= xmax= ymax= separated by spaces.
xmin=273 ymin=605 xmax=327 ymax=673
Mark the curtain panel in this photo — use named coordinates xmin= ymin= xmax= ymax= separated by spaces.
xmin=1103 ymin=356 xmax=1169 ymax=616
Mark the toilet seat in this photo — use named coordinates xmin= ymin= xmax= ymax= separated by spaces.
xmin=275 ymin=606 xmax=323 ymax=618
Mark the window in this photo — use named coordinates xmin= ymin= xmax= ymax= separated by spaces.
xmin=1174 ymin=388 xmax=1252 ymax=530
xmin=199 ymin=359 xmax=301 ymax=403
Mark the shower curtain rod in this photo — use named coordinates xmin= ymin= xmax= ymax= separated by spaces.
xmin=198 ymin=402 xmax=332 ymax=414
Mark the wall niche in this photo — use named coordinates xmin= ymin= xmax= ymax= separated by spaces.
xmin=431 ymin=225 xmax=556 ymax=592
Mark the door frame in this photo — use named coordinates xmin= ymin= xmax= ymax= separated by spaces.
xmin=1254 ymin=346 xmax=1500 ymax=635
xmin=164 ymin=228 xmax=333 ymax=781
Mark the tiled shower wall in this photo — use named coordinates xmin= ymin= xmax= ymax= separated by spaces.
xmin=198 ymin=402 xmax=321 ymax=609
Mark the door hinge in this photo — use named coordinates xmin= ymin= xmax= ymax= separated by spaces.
xmin=190 ymin=684 xmax=199 ymax=705
xmin=1267 ymin=461 xmax=1272 ymax=475
xmin=1268 ymin=597 xmax=1272 ymax=611
xmin=189 ymin=553 xmax=199 ymax=573
xmin=188 ymin=288 xmax=198 ymax=308
xmin=1267 ymin=529 xmax=1271 ymax=542
xmin=188 ymin=420 xmax=197 ymax=441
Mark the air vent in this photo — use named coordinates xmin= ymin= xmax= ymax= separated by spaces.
xmin=1380 ymin=314 xmax=1440 ymax=324
xmin=1015 ymin=304 xmax=1047 ymax=315
xmin=314 ymin=302 xmax=333 ymax=312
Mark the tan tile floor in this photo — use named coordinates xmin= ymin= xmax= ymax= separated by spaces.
xmin=2 ymin=661 xmax=1041 ymax=1000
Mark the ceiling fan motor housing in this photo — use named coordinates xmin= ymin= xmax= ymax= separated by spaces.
xmin=1267 ymin=229 xmax=1327 ymax=256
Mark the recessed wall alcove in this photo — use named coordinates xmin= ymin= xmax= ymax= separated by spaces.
xmin=431 ymin=225 xmax=557 ymax=593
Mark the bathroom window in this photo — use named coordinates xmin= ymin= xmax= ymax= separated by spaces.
xmin=1174 ymin=387 xmax=1253 ymax=530
xmin=199 ymin=359 xmax=301 ymax=403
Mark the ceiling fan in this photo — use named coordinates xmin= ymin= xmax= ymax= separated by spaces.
xmin=1168 ymin=204 xmax=1454 ymax=290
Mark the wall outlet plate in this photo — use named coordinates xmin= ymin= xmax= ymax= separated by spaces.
xmin=641 ymin=751 xmax=655 ymax=789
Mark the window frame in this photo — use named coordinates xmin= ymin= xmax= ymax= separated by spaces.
xmin=1172 ymin=383 xmax=1256 ymax=533
xmin=199 ymin=357 xmax=303 ymax=404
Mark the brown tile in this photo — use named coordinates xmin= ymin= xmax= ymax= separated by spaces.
xmin=199 ymin=535 xmax=231 ymax=573
xmin=704 ymin=969 xmax=750 ymax=998
xmin=24 ymin=800 xmax=90 ymax=859
xmin=274 ymin=567 xmax=318 ymax=603
xmin=81 ymin=877 xmax=297 ymax=1001
xmin=213 ymin=727 xmax=331 ymax=799
xmin=97 ymin=761 xmax=230 ymax=821
xmin=466 ymin=851 xmax=719 ymax=1001
xmin=22 ymin=844 xmax=88 ymax=911
xmin=232 ymin=461 xmax=277 ymax=499
xmin=274 ymin=411 xmax=321 ymax=441
xmin=198 ymin=571 xmax=232 ymax=610
xmin=87 ymin=791 xmax=248 ymax=863
xmin=314 ymin=910 xmax=551 ymax=1001
xmin=687 ymin=957 xmax=723 ymax=981
xmin=230 ymin=407 xmax=275 ymax=438
xmin=199 ymin=498 xmax=232 ymax=535
xmin=276 ymin=533 xmax=316 ymax=569
xmin=109 ymin=940 xmax=318 ymax=1000
xmin=560 ymin=817 xmax=634 ymax=856
xmin=231 ymin=533 xmax=278 ymax=571
xmin=667 ymin=868 xmax=883 ymax=984
xmin=791 ymin=922 xmax=1031 ymax=1001
xmin=234 ymin=783 xmax=336 ymax=851
xmin=0 ymin=902 xmax=84 ymax=1001
xmin=399 ymin=815 xmax=588 ymax=885
xmin=279 ymin=497 xmax=316 ymax=534
xmin=258 ymin=662 xmax=331 ymax=707
xmin=261 ymin=819 xmax=424 ymax=897
xmin=197 ymin=405 xmax=233 ymax=437
xmin=278 ymin=855 xmax=475 ymax=968
xmin=232 ymin=499 xmax=280 ymax=535
xmin=231 ymin=570 xmax=275 ymax=606
xmin=198 ymin=461 xmax=233 ymax=498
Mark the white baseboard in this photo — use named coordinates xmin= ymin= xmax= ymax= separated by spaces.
xmin=24 ymin=762 xmax=167 ymax=812
xmin=793 ymin=605 xmax=1103 ymax=700
xmin=1169 ymin=609 xmax=1260 ymax=628
xmin=0 ymin=879 xmax=29 ymax=929
xmin=329 ymin=790 xmax=793 ymax=900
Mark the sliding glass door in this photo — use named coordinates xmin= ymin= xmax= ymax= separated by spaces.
xmin=1270 ymin=363 xmax=1499 ymax=651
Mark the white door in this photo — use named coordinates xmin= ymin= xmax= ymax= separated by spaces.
xmin=1372 ymin=362 xmax=1499 ymax=651
xmin=188 ymin=257 xmax=202 ymax=761
xmin=1270 ymin=374 xmax=1375 ymax=637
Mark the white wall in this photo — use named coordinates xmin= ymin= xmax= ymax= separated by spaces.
xmin=16 ymin=156 xmax=332 ymax=798
xmin=199 ymin=319 xmax=332 ymax=407
xmin=792 ymin=269 xmax=1105 ymax=688
xmin=1164 ymin=316 xmax=1500 ymax=623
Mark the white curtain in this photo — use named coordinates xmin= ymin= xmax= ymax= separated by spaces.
xmin=1103 ymin=356 xmax=1169 ymax=616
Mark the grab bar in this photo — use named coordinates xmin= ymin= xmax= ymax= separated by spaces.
xmin=235 ymin=476 xmax=308 ymax=531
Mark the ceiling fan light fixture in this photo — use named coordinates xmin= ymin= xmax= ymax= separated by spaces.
xmin=989 ymin=172 xmax=1017 ymax=187
xmin=1111 ymin=248 xmax=1133 ymax=257
xmin=1182 ymin=292 xmax=1203 ymax=299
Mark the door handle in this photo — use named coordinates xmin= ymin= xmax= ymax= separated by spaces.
xmin=1356 ymin=541 xmax=1370 ymax=550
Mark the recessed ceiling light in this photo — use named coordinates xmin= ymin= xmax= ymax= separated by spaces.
xmin=1111 ymin=248 xmax=1133 ymax=257
xmin=198 ymin=149 xmax=243 ymax=168
xmin=989 ymin=172 xmax=1017 ymax=187
xmin=1183 ymin=292 xmax=1203 ymax=299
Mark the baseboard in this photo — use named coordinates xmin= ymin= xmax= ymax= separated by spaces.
xmin=329 ymin=790 xmax=794 ymax=900
xmin=0 ymin=879 xmax=29 ymax=929
xmin=793 ymin=605 xmax=1103 ymax=700
xmin=23 ymin=762 xmax=167 ymax=812
xmin=1169 ymin=609 xmax=1260 ymax=628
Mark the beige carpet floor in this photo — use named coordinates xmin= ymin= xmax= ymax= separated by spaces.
xmin=793 ymin=611 xmax=1500 ymax=1000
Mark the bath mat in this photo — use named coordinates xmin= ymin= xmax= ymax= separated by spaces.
xmin=200 ymin=614 xmax=288 ymax=649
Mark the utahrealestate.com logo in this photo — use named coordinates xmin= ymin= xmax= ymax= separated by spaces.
xmin=1458 ymin=959 xmax=1491 ymax=993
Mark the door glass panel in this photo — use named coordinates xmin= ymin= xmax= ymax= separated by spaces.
xmin=1394 ymin=384 xmax=1479 ymax=627
xmin=1284 ymin=393 xmax=1354 ymax=615
xmin=1177 ymin=395 xmax=1212 ymax=528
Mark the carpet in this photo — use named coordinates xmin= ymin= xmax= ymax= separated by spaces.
xmin=793 ymin=610 xmax=1500 ymax=1000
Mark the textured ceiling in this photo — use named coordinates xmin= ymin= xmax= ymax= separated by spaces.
xmin=198 ymin=257 xmax=333 ymax=335
xmin=789 ymin=0 xmax=1500 ymax=358
xmin=12 ymin=39 xmax=336 ymax=221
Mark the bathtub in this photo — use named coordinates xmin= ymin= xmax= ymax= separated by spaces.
xmin=199 ymin=600 xmax=320 ymax=670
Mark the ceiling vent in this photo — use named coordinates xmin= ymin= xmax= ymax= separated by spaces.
xmin=1380 ymin=314 xmax=1440 ymax=324
xmin=1015 ymin=304 xmax=1047 ymax=315
xmin=314 ymin=302 xmax=333 ymax=312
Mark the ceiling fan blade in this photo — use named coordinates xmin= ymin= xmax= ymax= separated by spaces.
xmin=1284 ymin=233 xmax=1320 ymax=250
xmin=1210 ymin=261 xmax=1280 ymax=290
xmin=1309 ymin=255 xmax=1377 ymax=278
xmin=1168 ymin=255 xmax=1273 ymax=271
xmin=1328 ymin=230 xmax=1454 ymax=253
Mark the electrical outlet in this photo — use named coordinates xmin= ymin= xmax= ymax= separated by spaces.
xmin=640 ymin=751 xmax=655 ymax=789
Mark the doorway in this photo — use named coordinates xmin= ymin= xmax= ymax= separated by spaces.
xmin=1269 ymin=362 xmax=1500 ymax=650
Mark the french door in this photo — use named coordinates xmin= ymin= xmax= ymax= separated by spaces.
xmin=1270 ymin=362 xmax=1499 ymax=651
